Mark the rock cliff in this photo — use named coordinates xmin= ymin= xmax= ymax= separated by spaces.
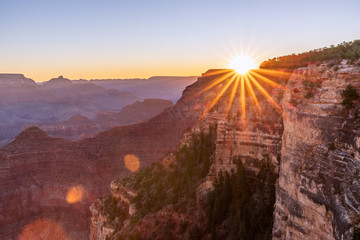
xmin=273 ymin=63 xmax=360 ymax=240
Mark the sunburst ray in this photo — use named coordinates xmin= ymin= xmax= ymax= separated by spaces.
xmin=252 ymin=68 xmax=292 ymax=78
xmin=225 ymin=74 xmax=240 ymax=119
xmin=247 ymin=72 xmax=281 ymax=110
xmin=201 ymin=69 xmax=233 ymax=77
xmin=248 ymin=70 xmax=281 ymax=88
xmin=202 ymin=74 xmax=236 ymax=118
xmin=197 ymin=71 xmax=235 ymax=96
xmin=244 ymin=74 xmax=262 ymax=114
xmin=240 ymin=75 xmax=246 ymax=130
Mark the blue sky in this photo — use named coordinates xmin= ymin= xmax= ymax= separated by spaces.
xmin=1 ymin=0 xmax=359 ymax=81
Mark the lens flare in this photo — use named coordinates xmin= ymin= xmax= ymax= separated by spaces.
xmin=66 ymin=185 xmax=85 ymax=204
xmin=20 ymin=218 xmax=69 ymax=240
xmin=228 ymin=55 xmax=257 ymax=74
xmin=124 ymin=154 xmax=140 ymax=172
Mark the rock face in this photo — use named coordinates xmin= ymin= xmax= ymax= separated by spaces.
xmin=273 ymin=63 xmax=360 ymax=240
xmin=89 ymin=182 xmax=137 ymax=240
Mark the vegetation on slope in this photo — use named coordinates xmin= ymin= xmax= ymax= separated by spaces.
xmin=123 ymin=125 xmax=216 ymax=218
xmin=261 ymin=40 xmax=360 ymax=69
xmin=205 ymin=157 xmax=277 ymax=240
xmin=102 ymin=125 xmax=278 ymax=239
xmin=341 ymin=84 xmax=360 ymax=109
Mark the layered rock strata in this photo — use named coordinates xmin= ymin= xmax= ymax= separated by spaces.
xmin=273 ymin=63 xmax=360 ymax=240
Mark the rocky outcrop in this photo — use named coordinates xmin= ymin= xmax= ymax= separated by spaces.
xmin=89 ymin=182 xmax=137 ymax=240
xmin=273 ymin=63 xmax=360 ymax=240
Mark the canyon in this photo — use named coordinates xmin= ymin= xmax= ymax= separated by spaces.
xmin=0 ymin=74 xmax=205 ymax=239
xmin=0 ymin=61 xmax=359 ymax=239
xmin=0 ymin=74 xmax=197 ymax=146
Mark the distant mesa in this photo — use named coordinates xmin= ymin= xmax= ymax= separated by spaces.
xmin=66 ymin=114 xmax=91 ymax=123
xmin=15 ymin=126 xmax=48 ymax=140
xmin=0 ymin=73 xmax=36 ymax=87
xmin=43 ymin=76 xmax=72 ymax=87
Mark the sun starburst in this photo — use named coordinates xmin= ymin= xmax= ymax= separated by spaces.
xmin=228 ymin=55 xmax=257 ymax=75
xmin=199 ymin=58 xmax=290 ymax=129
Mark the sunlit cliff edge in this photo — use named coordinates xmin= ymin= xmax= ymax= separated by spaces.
xmin=90 ymin=61 xmax=360 ymax=239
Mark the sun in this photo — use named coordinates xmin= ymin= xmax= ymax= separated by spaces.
xmin=228 ymin=55 xmax=257 ymax=74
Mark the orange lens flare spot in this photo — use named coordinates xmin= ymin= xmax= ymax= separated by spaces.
xmin=228 ymin=55 xmax=257 ymax=74
xmin=124 ymin=154 xmax=140 ymax=172
xmin=19 ymin=218 xmax=69 ymax=240
xmin=66 ymin=185 xmax=85 ymax=204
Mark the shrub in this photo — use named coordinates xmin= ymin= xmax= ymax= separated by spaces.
xmin=341 ymin=85 xmax=359 ymax=109
xmin=205 ymin=157 xmax=277 ymax=240
xmin=305 ymin=91 xmax=314 ymax=98
xmin=328 ymin=142 xmax=336 ymax=151
xmin=303 ymin=81 xmax=316 ymax=88
xmin=260 ymin=40 xmax=360 ymax=69
xmin=126 ymin=126 xmax=217 ymax=220
xmin=353 ymin=226 xmax=360 ymax=240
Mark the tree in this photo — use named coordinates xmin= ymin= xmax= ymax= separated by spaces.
xmin=341 ymin=85 xmax=359 ymax=109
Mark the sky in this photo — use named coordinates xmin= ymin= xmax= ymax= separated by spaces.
xmin=1 ymin=0 xmax=360 ymax=82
